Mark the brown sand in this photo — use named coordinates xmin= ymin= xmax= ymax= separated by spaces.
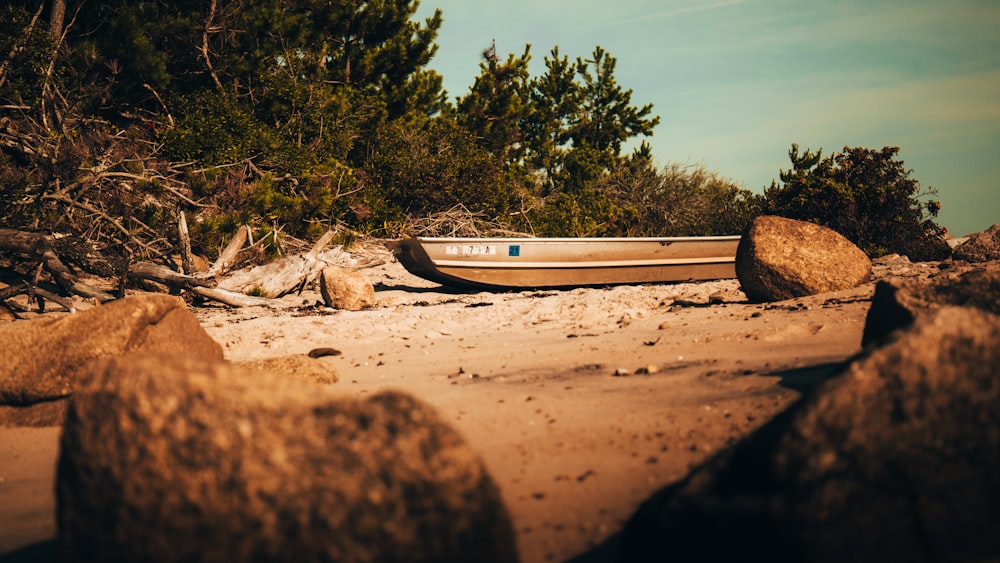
xmin=0 ymin=254 xmax=919 ymax=562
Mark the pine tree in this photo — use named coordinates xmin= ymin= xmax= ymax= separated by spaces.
xmin=522 ymin=47 xmax=579 ymax=193
xmin=568 ymin=46 xmax=659 ymax=168
xmin=456 ymin=42 xmax=532 ymax=166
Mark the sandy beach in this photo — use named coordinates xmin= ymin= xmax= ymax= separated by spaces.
xmin=1 ymin=250 xmax=929 ymax=562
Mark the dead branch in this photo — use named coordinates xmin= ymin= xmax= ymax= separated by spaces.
xmin=128 ymin=261 xmax=215 ymax=290
xmin=40 ymin=0 xmax=78 ymax=133
xmin=216 ymin=230 xmax=337 ymax=298
xmin=0 ymin=281 xmax=31 ymax=301
xmin=178 ymin=211 xmax=195 ymax=275
xmin=39 ymin=193 xmax=162 ymax=257
xmin=0 ymin=228 xmax=116 ymax=301
xmin=88 ymin=170 xmax=204 ymax=207
xmin=408 ymin=204 xmax=519 ymax=238
xmin=200 ymin=0 xmax=224 ymax=91
xmin=1 ymin=280 xmax=76 ymax=313
xmin=143 ymin=83 xmax=175 ymax=129
xmin=189 ymin=286 xmax=288 ymax=308
xmin=206 ymin=225 xmax=249 ymax=278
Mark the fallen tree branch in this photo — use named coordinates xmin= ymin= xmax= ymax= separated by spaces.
xmin=189 ymin=286 xmax=288 ymax=308
xmin=128 ymin=261 xmax=216 ymax=290
xmin=205 ymin=225 xmax=249 ymax=278
xmin=217 ymin=229 xmax=337 ymax=297
xmin=40 ymin=193 xmax=160 ymax=256
xmin=0 ymin=281 xmax=31 ymax=301
xmin=0 ymin=267 xmax=77 ymax=312
xmin=0 ymin=228 xmax=116 ymax=302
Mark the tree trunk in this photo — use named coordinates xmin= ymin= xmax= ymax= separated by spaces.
xmin=48 ymin=0 xmax=66 ymax=40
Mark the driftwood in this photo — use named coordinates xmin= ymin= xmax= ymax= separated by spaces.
xmin=0 ymin=280 xmax=76 ymax=313
xmin=189 ymin=286 xmax=294 ymax=308
xmin=205 ymin=224 xmax=249 ymax=278
xmin=217 ymin=230 xmax=340 ymax=298
xmin=0 ymin=225 xmax=385 ymax=311
xmin=0 ymin=228 xmax=116 ymax=302
xmin=128 ymin=262 xmax=216 ymax=290
xmin=177 ymin=211 xmax=195 ymax=275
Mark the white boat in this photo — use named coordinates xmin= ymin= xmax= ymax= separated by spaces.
xmin=387 ymin=236 xmax=741 ymax=290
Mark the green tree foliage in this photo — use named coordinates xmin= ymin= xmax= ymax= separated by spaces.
xmin=459 ymin=45 xmax=661 ymax=194
xmin=234 ymin=0 xmax=446 ymax=122
xmin=53 ymin=0 xmax=444 ymax=166
xmin=529 ymin=47 xmax=659 ymax=192
xmin=456 ymin=42 xmax=532 ymax=166
xmin=520 ymin=148 xmax=762 ymax=238
xmin=568 ymin=47 xmax=659 ymax=167
xmin=522 ymin=47 xmax=577 ymax=191
xmin=0 ymin=4 xmax=55 ymax=106
xmin=456 ymin=43 xmax=667 ymax=236
xmin=60 ymin=0 xmax=445 ymax=115
xmin=764 ymin=144 xmax=949 ymax=260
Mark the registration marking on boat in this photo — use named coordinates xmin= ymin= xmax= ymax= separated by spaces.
xmin=445 ymin=245 xmax=498 ymax=256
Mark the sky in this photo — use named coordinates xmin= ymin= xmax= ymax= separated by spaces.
xmin=415 ymin=0 xmax=1000 ymax=237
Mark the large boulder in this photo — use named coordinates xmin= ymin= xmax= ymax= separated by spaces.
xmin=0 ymin=294 xmax=223 ymax=426
xmin=736 ymin=216 xmax=872 ymax=302
xmin=952 ymin=223 xmax=1000 ymax=262
xmin=863 ymin=266 xmax=1000 ymax=346
xmin=56 ymin=354 xmax=516 ymax=563
xmin=320 ymin=266 xmax=376 ymax=310
xmin=623 ymin=306 xmax=1000 ymax=563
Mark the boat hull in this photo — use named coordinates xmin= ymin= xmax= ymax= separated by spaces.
xmin=389 ymin=236 xmax=741 ymax=290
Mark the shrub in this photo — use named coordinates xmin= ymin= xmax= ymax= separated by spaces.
xmin=598 ymin=157 xmax=763 ymax=237
xmin=764 ymin=144 xmax=949 ymax=261
xmin=363 ymin=117 xmax=518 ymax=232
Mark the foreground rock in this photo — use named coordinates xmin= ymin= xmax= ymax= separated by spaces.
xmin=952 ymin=223 xmax=1000 ymax=262
xmin=623 ymin=306 xmax=1000 ymax=562
xmin=863 ymin=266 xmax=1000 ymax=346
xmin=736 ymin=215 xmax=871 ymax=302
xmin=0 ymin=294 xmax=223 ymax=426
xmin=320 ymin=266 xmax=376 ymax=310
xmin=57 ymin=354 xmax=516 ymax=563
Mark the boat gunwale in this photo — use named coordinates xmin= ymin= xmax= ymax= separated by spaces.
xmin=411 ymin=235 xmax=741 ymax=244
xmin=433 ymin=256 xmax=736 ymax=269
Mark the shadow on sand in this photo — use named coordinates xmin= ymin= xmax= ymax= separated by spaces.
xmin=563 ymin=360 xmax=848 ymax=562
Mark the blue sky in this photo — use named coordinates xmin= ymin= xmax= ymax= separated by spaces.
xmin=415 ymin=0 xmax=1000 ymax=237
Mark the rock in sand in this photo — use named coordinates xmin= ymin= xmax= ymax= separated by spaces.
xmin=57 ymin=354 xmax=516 ymax=563
xmin=236 ymin=354 xmax=340 ymax=384
xmin=623 ymin=306 xmax=1000 ymax=563
xmin=862 ymin=266 xmax=1000 ymax=346
xmin=0 ymin=293 xmax=223 ymax=426
xmin=736 ymin=215 xmax=871 ymax=302
xmin=320 ymin=265 xmax=376 ymax=310
xmin=952 ymin=223 xmax=1000 ymax=262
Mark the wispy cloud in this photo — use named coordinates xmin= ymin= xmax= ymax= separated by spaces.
xmin=615 ymin=0 xmax=750 ymax=25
